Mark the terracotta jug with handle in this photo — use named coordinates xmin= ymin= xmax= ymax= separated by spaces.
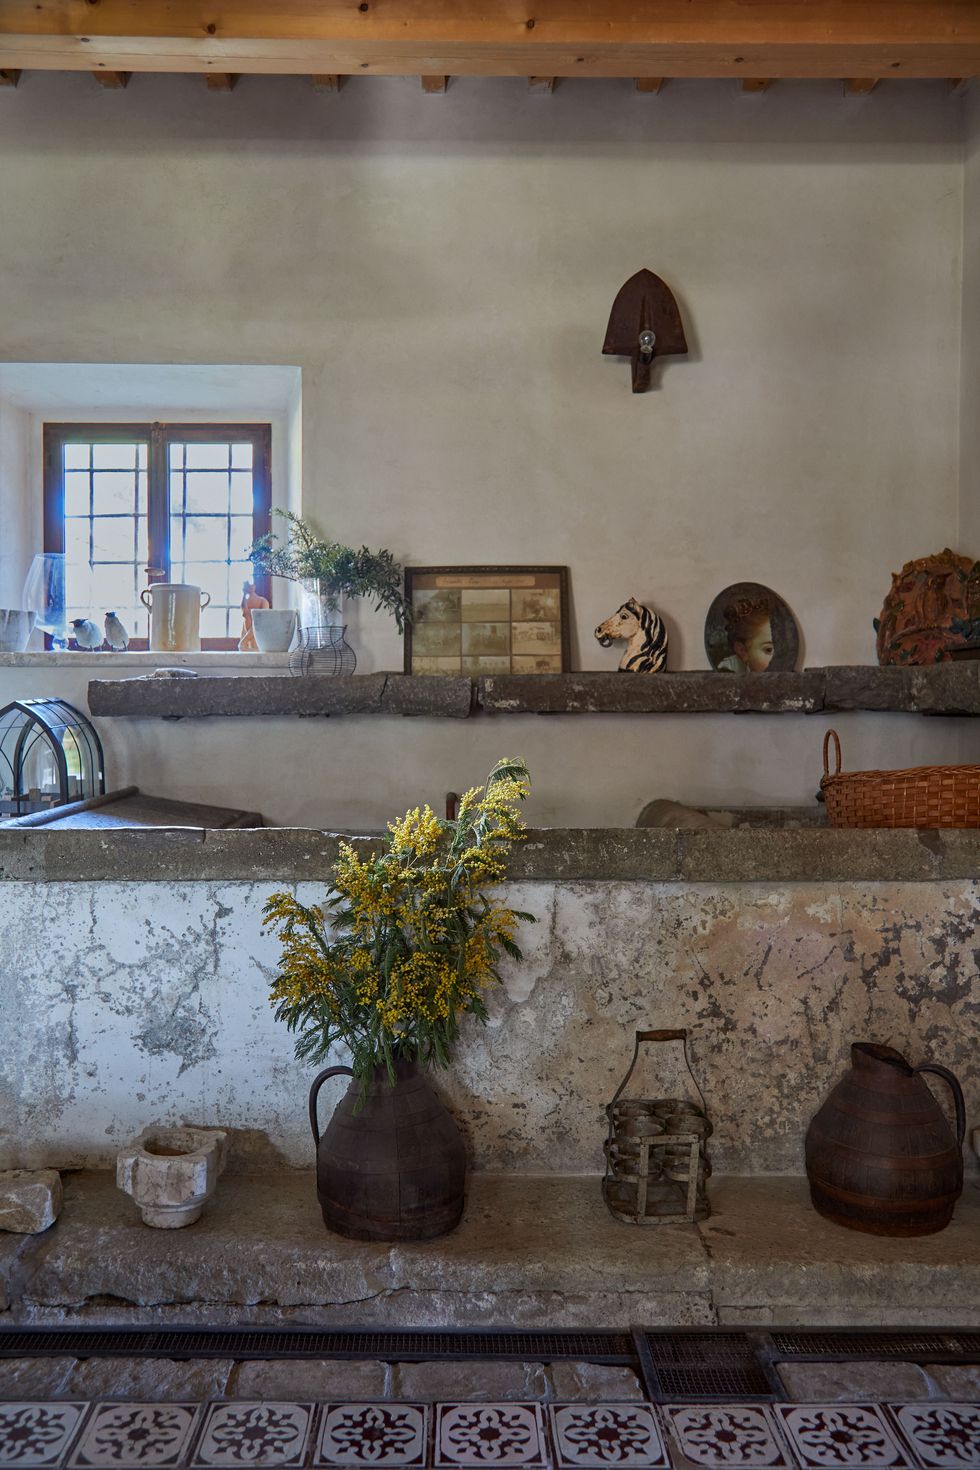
xmin=805 ymin=1042 xmax=965 ymax=1237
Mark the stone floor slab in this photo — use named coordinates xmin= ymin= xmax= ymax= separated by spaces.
xmin=231 ymin=1360 xmax=390 ymax=1400
xmin=392 ymin=1362 xmax=548 ymax=1402
xmin=775 ymin=1361 xmax=934 ymax=1402
xmin=922 ymin=1362 xmax=980 ymax=1398
xmin=64 ymin=1357 xmax=234 ymax=1401
xmin=546 ymin=1364 xmax=645 ymax=1402
xmin=0 ymin=1355 xmax=76 ymax=1398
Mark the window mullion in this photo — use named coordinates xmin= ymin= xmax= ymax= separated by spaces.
xmin=147 ymin=422 xmax=170 ymax=583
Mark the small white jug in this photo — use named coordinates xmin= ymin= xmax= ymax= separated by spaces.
xmin=141 ymin=583 xmax=211 ymax=652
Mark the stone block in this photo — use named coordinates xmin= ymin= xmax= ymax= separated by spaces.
xmin=776 ymin=1361 xmax=933 ymax=1402
xmin=382 ymin=675 xmax=473 ymax=718
xmin=477 ymin=671 xmax=825 ymax=715
xmin=65 ymin=1357 xmax=234 ymax=1401
xmin=824 ymin=665 xmax=916 ymax=711
xmin=0 ymin=1170 xmax=62 ymax=1234
xmin=0 ymin=1357 xmax=76 ymax=1399
xmin=547 ymin=1363 xmax=645 ymax=1401
xmin=392 ymin=1361 xmax=548 ymax=1401
xmin=87 ymin=673 xmax=389 ymax=719
xmin=923 ymin=1363 xmax=980 ymax=1398
xmin=231 ymin=1359 xmax=390 ymax=1399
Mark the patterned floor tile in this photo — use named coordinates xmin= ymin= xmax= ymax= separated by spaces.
xmin=191 ymin=1403 xmax=314 ymax=1468
xmin=0 ymin=1402 xmax=87 ymax=1468
xmin=662 ymin=1405 xmax=790 ymax=1468
xmin=549 ymin=1404 xmax=669 ymax=1468
xmin=68 ymin=1404 xmax=199 ymax=1468
xmin=314 ymin=1403 xmax=428 ymax=1467
xmin=776 ymin=1404 xmax=912 ymax=1468
xmin=889 ymin=1403 xmax=980 ymax=1469
xmin=434 ymin=1403 xmax=547 ymax=1468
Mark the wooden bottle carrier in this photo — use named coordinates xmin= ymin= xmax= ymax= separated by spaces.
xmin=603 ymin=1029 xmax=711 ymax=1225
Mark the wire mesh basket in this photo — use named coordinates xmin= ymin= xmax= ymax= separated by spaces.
xmin=288 ymin=625 xmax=357 ymax=677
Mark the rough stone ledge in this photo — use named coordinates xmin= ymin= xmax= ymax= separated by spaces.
xmin=2 ymin=825 xmax=979 ymax=883
xmin=1 ymin=1173 xmax=978 ymax=1330
xmin=85 ymin=665 xmax=980 ymax=719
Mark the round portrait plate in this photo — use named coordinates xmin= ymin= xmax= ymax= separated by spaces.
xmin=704 ymin=581 xmax=800 ymax=673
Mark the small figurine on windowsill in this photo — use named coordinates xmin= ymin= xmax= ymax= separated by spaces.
xmin=104 ymin=611 xmax=130 ymax=651
xmin=239 ymin=580 xmax=270 ymax=652
xmin=70 ymin=617 xmax=102 ymax=651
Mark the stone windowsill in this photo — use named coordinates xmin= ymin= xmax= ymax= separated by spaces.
xmin=0 ymin=651 xmax=292 ymax=670
xmin=1 ymin=825 xmax=978 ymax=882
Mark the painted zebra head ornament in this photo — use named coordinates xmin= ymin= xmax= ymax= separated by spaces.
xmin=594 ymin=597 xmax=668 ymax=673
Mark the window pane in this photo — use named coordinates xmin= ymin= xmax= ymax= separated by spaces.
xmin=229 ymin=517 xmax=254 ymax=561
xmin=169 ymin=443 xmax=184 ymax=470
xmin=231 ymin=442 xmax=253 ymax=470
xmin=92 ymin=518 xmax=137 ymax=562
xmin=64 ymin=472 xmax=90 ymax=518
xmin=64 ymin=443 xmax=91 ymax=471
xmin=230 ymin=472 xmax=253 ymax=516
xmin=184 ymin=443 xmax=230 ymax=470
xmin=136 ymin=517 xmax=148 ymax=566
xmin=181 ymin=516 xmax=229 ymax=562
xmin=65 ymin=521 xmax=91 ymax=566
xmin=92 ymin=472 xmax=139 ymax=517
xmin=230 ymin=561 xmax=254 ymax=598
xmin=88 ymin=564 xmax=138 ymax=612
xmin=183 ymin=471 xmax=229 ymax=515
xmin=200 ymin=605 xmax=231 ymax=640
xmin=138 ymin=443 xmax=148 ymax=470
xmin=92 ymin=443 xmax=140 ymax=470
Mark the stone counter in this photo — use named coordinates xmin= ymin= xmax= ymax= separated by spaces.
xmin=0 ymin=857 xmax=977 ymax=1177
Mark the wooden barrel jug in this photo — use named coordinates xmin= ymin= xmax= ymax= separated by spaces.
xmin=309 ymin=1058 xmax=466 ymax=1242
xmin=805 ymin=1042 xmax=965 ymax=1237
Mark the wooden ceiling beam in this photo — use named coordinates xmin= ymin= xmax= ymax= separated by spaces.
xmin=844 ymin=77 xmax=878 ymax=94
xmin=205 ymin=72 xmax=239 ymax=89
xmin=92 ymin=69 xmax=129 ymax=88
xmin=0 ymin=67 xmax=21 ymax=85
xmin=2 ymin=2 xmax=980 ymax=78
xmin=740 ymin=78 xmax=772 ymax=93
xmin=420 ymin=74 xmax=447 ymax=92
xmin=312 ymin=73 xmax=346 ymax=91
xmin=634 ymin=78 xmax=664 ymax=93
xmin=528 ymin=75 xmax=557 ymax=92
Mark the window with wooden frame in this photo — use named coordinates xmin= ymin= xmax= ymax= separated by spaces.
xmin=43 ymin=423 xmax=272 ymax=650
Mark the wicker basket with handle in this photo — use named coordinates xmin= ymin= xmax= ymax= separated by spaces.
xmin=821 ymin=729 xmax=980 ymax=829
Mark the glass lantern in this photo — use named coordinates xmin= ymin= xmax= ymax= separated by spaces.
xmin=0 ymin=698 xmax=105 ymax=819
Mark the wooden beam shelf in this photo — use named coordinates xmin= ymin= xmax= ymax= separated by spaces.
xmin=2 ymin=2 xmax=979 ymax=80
xmin=86 ymin=664 xmax=980 ymax=719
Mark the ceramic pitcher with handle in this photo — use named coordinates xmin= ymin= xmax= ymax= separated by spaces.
xmin=806 ymin=1042 xmax=965 ymax=1236
xmin=141 ymin=583 xmax=211 ymax=651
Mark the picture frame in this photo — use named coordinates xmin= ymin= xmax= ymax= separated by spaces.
xmin=404 ymin=566 xmax=571 ymax=676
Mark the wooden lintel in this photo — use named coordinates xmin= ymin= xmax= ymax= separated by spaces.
xmin=740 ymin=77 xmax=772 ymax=92
xmin=312 ymin=73 xmax=346 ymax=90
xmin=2 ymin=2 xmax=980 ymax=79
xmin=420 ymin=74 xmax=447 ymax=92
xmin=528 ymin=75 xmax=557 ymax=92
xmin=844 ymin=77 xmax=878 ymax=94
xmin=206 ymin=72 xmax=239 ymax=90
xmin=634 ymin=77 xmax=663 ymax=93
xmin=0 ymin=67 xmax=21 ymax=85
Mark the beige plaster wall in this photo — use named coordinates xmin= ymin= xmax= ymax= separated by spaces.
xmin=0 ymin=76 xmax=971 ymax=820
xmin=0 ymin=399 xmax=31 ymax=608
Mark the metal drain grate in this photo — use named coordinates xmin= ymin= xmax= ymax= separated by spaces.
xmin=634 ymin=1330 xmax=776 ymax=1402
xmin=770 ymin=1331 xmax=964 ymax=1359
xmin=0 ymin=1327 xmax=634 ymax=1363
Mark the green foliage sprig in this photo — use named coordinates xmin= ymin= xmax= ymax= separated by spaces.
xmin=248 ymin=510 xmax=412 ymax=631
xmin=263 ymin=759 xmax=534 ymax=1091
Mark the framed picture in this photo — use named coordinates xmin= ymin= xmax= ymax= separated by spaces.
xmin=404 ymin=566 xmax=571 ymax=676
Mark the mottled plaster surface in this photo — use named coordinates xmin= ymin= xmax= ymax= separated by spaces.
xmin=1 ymin=878 xmax=977 ymax=1176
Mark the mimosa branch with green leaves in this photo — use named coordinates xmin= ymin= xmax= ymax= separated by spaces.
xmin=264 ymin=759 xmax=534 ymax=1091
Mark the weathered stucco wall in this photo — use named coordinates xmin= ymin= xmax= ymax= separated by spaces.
xmin=2 ymin=877 xmax=976 ymax=1178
